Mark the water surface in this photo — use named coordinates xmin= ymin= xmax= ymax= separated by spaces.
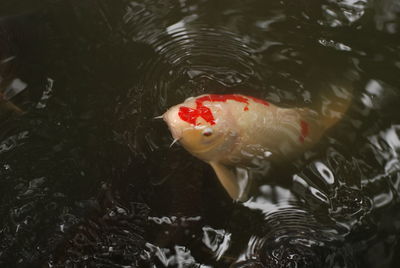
xmin=1 ymin=0 xmax=400 ymax=267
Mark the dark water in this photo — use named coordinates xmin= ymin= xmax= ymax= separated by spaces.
xmin=1 ymin=0 xmax=400 ymax=267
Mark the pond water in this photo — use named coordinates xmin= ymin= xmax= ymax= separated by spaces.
xmin=1 ymin=0 xmax=400 ymax=267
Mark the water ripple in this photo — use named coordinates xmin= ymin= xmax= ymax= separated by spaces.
xmin=235 ymin=207 xmax=354 ymax=267
xmin=139 ymin=25 xmax=260 ymax=98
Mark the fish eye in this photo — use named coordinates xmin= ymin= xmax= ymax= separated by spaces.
xmin=202 ymin=128 xmax=213 ymax=137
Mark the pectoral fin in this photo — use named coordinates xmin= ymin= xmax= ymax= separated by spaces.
xmin=209 ymin=162 xmax=250 ymax=201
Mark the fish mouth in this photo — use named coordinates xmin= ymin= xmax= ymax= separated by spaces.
xmin=168 ymin=127 xmax=182 ymax=141
xmin=169 ymin=137 xmax=180 ymax=147
xmin=162 ymin=108 xmax=183 ymax=140
xmin=162 ymin=112 xmax=182 ymax=147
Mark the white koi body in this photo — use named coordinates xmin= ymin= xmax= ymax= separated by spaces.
xmin=163 ymin=93 xmax=349 ymax=200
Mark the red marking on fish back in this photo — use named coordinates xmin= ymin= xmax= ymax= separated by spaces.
xmin=299 ymin=120 xmax=309 ymax=143
xmin=195 ymin=94 xmax=251 ymax=111
xmin=178 ymin=94 xmax=269 ymax=125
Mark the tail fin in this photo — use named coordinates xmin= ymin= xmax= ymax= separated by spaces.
xmin=296 ymin=76 xmax=355 ymax=147
xmin=319 ymin=82 xmax=353 ymax=130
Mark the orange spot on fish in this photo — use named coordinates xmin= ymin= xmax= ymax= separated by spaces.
xmin=299 ymin=120 xmax=309 ymax=143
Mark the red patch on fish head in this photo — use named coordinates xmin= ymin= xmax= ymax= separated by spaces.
xmin=178 ymin=105 xmax=216 ymax=125
xmin=177 ymin=94 xmax=270 ymax=125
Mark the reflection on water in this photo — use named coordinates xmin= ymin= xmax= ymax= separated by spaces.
xmin=1 ymin=0 xmax=400 ymax=267
xmin=202 ymin=226 xmax=231 ymax=260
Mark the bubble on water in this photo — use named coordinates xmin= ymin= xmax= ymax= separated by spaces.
xmin=315 ymin=161 xmax=335 ymax=185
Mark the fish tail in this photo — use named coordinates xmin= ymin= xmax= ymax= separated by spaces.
xmin=317 ymin=77 xmax=354 ymax=130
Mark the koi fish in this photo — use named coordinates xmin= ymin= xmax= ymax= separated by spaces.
xmin=0 ymin=79 xmax=26 ymax=116
xmin=162 ymin=93 xmax=351 ymax=200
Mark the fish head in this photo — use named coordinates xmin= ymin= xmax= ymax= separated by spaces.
xmin=163 ymin=97 xmax=238 ymax=162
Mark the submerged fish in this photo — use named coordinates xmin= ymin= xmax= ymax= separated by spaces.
xmin=0 ymin=81 xmax=26 ymax=116
xmin=162 ymin=93 xmax=351 ymax=200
